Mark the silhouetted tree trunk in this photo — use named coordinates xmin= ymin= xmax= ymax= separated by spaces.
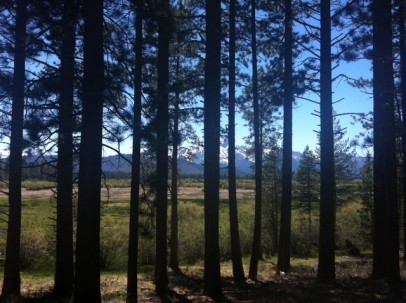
xmin=249 ymin=0 xmax=262 ymax=281
xmin=74 ymin=0 xmax=104 ymax=300
xmin=277 ymin=0 xmax=293 ymax=274
xmin=1 ymin=0 xmax=26 ymax=299
xmin=372 ymin=0 xmax=389 ymax=280
xmin=155 ymin=0 xmax=170 ymax=295
xmin=169 ymin=57 xmax=180 ymax=273
xmin=54 ymin=0 xmax=75 ymax=297
xmin=204 ymin=0 xmax=222 ymax=297
xmin=398 ymin=0 xmax=406 ymax=263
xmin=372 ymin=0 xmax=401 ymax=295
xmin=228 ymin=0 xmax=245 ymax=284
xmin=127 ymin=0 xmax=143 ymax=301
xmin=317 ymin=0 xmax=336 ymax=283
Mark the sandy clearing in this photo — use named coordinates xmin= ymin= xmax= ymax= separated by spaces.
xmin=0 ymin=187 xmax=254 ymax=202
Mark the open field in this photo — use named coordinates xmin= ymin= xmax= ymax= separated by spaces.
xmin=0 ymin=185 xmax=255 ymax=201
xmin=0 ymin=180 xmax=404 ymax=301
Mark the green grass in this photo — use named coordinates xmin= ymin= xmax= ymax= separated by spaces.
xmin=22 ymin=180 xmax=56 ymax=190
xmin=0 ymin=180 xmax=373 ymax=273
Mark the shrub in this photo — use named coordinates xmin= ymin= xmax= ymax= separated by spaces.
xmin=20 ymin=227 xmax=51 ymax=269
xmin=237 ymin=202 xmax=255 ymax=255
xmin=176 ymin=202 xmax=204 ymax=263
xmin=336 ymin=201 xmax=367 ymax=250
xmin=100 ymin=217 xmax=129 ymax=269
xmin=290 ymin=213 xmax=319 ymax=257
xmin=138 ymin=236 xmax=155 ymax=264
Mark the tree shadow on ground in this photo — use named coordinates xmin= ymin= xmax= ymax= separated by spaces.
xmin=9 ymin=257 xmax=406 ymax=302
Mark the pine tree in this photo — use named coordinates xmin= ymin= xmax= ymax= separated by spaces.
xmin=357 ymin=152 xmax=373 ymax=244
xmin=372 ymin=0 xmax=401 ymax=294
xmin=227 ymin=0 xmax=245 ymax=284
xmin=155 ymin=0 xmax=172 ymax=295
xmin=317 ymin=0 xmax=336 ymax=283
xmin=277 ymin=0 xmax=294 ymax=273
xmin=74 ymin=0 xmax=104 ymax=300
xmin=295 ymin=145 xmax=319 ymax=246
xmin=54 ymin=0 xmax=75 ymax=297
xmin=397 ymin=0 xmax=406 ymax=263
xmin=263 ymin=146 xmax=282 ymax=255
xmin=249 ymin=0 xmax=263 ymax=281
xmin=127 ymin=0 xmax=143 ymax=301
xmin=1 ymin=0 xmax=26 ymax=299
xmin=204 ymin=0 xmax=222 ymax=297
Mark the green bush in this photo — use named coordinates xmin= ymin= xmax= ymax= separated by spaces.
xmin=176 ymin=202 xmax=204 ymax=263
xmin=138 ymin=236 xmax=155 ymax=264
xmin=236 ymin=202 xmax=255 ymax=255
xmin=336 ymin=201 xmax=367 ymax=250
xmin=100 ymin=217 xmax=129 ymax=269
xmin=290 ymin=213 xmax=319 ymax=257
xmin=20 ymin=227 xmax=52 ymax=269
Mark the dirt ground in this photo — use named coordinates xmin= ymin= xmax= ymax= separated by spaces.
xmin=0 ymin=187 xmax=254 ymax=202
xmin=18 ymin=257 xmax=406 ymax=302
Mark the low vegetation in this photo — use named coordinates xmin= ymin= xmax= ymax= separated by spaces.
xmin=0 ymin=179 xmax=371 ymax=271
xmin=0 ymin=178 xmax=395 ymax=301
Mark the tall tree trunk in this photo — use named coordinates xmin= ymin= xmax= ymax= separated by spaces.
xmin=74 ymin=0 xmax=104 ymax=300
xmin=398 ymin=0 xmax=406 ymax=264
xmin=307 ymin=170 xmax=312 ymax=235
xmin=155 ymin=0 xmax=170 ymax=295
xmin=317 ymin=0 xmax=336 ymax=283
xmin=277 ymin=0 xmax=293 ymax=273
xmin=169 ymin=57 xmax=180 ymax=273
xmin=54 ymin=0 xmax=75 ymax=297
xmin=127 ymin=0 xmax=143 ymax=301
xmin=249 ymin=0 xmax=262 ymax=280
xmin=228 ymin=0 xmax=245 ymax=285
xmin=1 ymin=0 xmax=26 ymax=299
xmin=204 ymin=0 xmax=222 ymax=297
xmin=372 ymin=0 xmax=390 ymax=280
xmin=372 ymin=0 xmax=401 ymax=294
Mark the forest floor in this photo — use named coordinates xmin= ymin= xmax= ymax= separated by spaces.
xmin=16 ymin=255 xmax=406 ymax=302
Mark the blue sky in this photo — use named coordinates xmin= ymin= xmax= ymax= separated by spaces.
xmin=231 ymin=58 xmax=373 ymax=155
xmin=107 ymin=58 xmax=373 ymax=158
xmin=293 ymin=59 xmax=372 ymax=155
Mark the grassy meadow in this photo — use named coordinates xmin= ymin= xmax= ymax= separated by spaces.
xmin=0 ymin=178 xmax=387 ymax=302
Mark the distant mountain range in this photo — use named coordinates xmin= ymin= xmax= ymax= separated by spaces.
xmin=13 ymin=141 xmax=365 ymax=178
xmin=101 ymin=142 xmax=366 ymax=178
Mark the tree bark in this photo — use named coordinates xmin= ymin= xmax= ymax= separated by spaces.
xmin=74 ymin=0 xmax=104 ymax=300
xmin=1 ymin=0 xmax=26 ymax=299
xmin=228 ymin=0 xmax=245 ymax=284
xmin=155 ymin=0 xmax=170 ymax=295
xmin=127 ymin=0 xmax=143 ymax=301
xmin=277 ymin=0 xmax=293 ymax=273
xmin=372 ymin=0 xmax=401 ymax=294
xmin=249 ymin=0 xmax=262 ymax=281
xmin=54 ymin=0 xmax=75 ymax=297
xmin=169 ymin=56 xmax=180 ymax=273
xmin=398 ymin=0 xmax=406 ymax=264
xmin=204 ymin=0 xmax=222 ymax=297
xmin=317 ymin=0 xmax=336 ymax=283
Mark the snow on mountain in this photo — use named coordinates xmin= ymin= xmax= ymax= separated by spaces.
xmin=99 ymin=141 xmax=365 ymax=177
xmin=178 ymin=140 xmax=254 ymax=176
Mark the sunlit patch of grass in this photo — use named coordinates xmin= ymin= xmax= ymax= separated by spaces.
xmin=104 ymin=179 xmax=132 ymax=188
xmin=22 ymin=180 xmax=56 ymax=190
